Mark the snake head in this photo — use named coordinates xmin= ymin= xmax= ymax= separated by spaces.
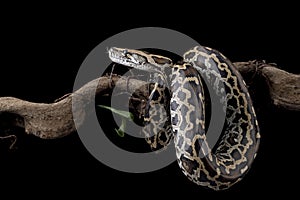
xmin=108 ymin=47 xmax=173 ymax=73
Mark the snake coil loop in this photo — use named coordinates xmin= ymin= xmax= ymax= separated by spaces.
xmin=108 ymin=46 xmax=260 ymax=190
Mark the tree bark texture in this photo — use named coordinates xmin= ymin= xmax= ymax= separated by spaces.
xmin=0 ymin=61 xmax=299 ymax=146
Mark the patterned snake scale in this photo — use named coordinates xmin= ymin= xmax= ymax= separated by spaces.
xmin=108 ymin=46 xmax=260 ymax=190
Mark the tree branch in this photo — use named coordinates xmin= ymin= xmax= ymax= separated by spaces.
xmin=0 ymin=61 xmax=299 ymax=146
xmin=234 ymin=61 xmax=300 ymax=110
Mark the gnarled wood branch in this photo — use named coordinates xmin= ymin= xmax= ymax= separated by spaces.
xmin=234 ymin=61 xmax=300 ymax=110
xmin=0 ymin=61 xmax=299 ymax=147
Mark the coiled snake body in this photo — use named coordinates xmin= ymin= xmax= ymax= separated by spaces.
xmin=108 ymin=46 xmax=260 ymax=190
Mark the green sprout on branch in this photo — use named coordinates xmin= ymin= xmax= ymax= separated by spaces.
xmin=97 ymin=105 xmax=134 ymax=137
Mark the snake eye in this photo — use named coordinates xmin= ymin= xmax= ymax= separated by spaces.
xmin=123 ymin=49 xmax=128 ymax=55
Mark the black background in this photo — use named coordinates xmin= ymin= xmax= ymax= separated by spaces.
xmin=1 ymin=3 xmax=299 ymax=198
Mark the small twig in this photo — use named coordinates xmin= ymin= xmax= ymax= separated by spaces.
xmin=0 ymin=134 xmax=17 ymax=150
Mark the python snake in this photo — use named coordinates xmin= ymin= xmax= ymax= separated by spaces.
xmin=108 ymin=46 xmax=260 ymax=190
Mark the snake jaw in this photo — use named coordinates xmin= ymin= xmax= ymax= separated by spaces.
xmin=108 ymin=47 xmax=173 ymax=74
xmin=108 ymin=47 xmax=148 ymax=67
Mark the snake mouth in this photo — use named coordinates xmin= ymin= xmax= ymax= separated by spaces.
xmin=108 ymin=47 xmax=174 ymax=76
xmin=108 ymin=47 xmax=148 ymax=69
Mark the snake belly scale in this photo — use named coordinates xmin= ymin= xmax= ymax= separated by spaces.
xmin=108 ymin=46 xmax=260 ymax=190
